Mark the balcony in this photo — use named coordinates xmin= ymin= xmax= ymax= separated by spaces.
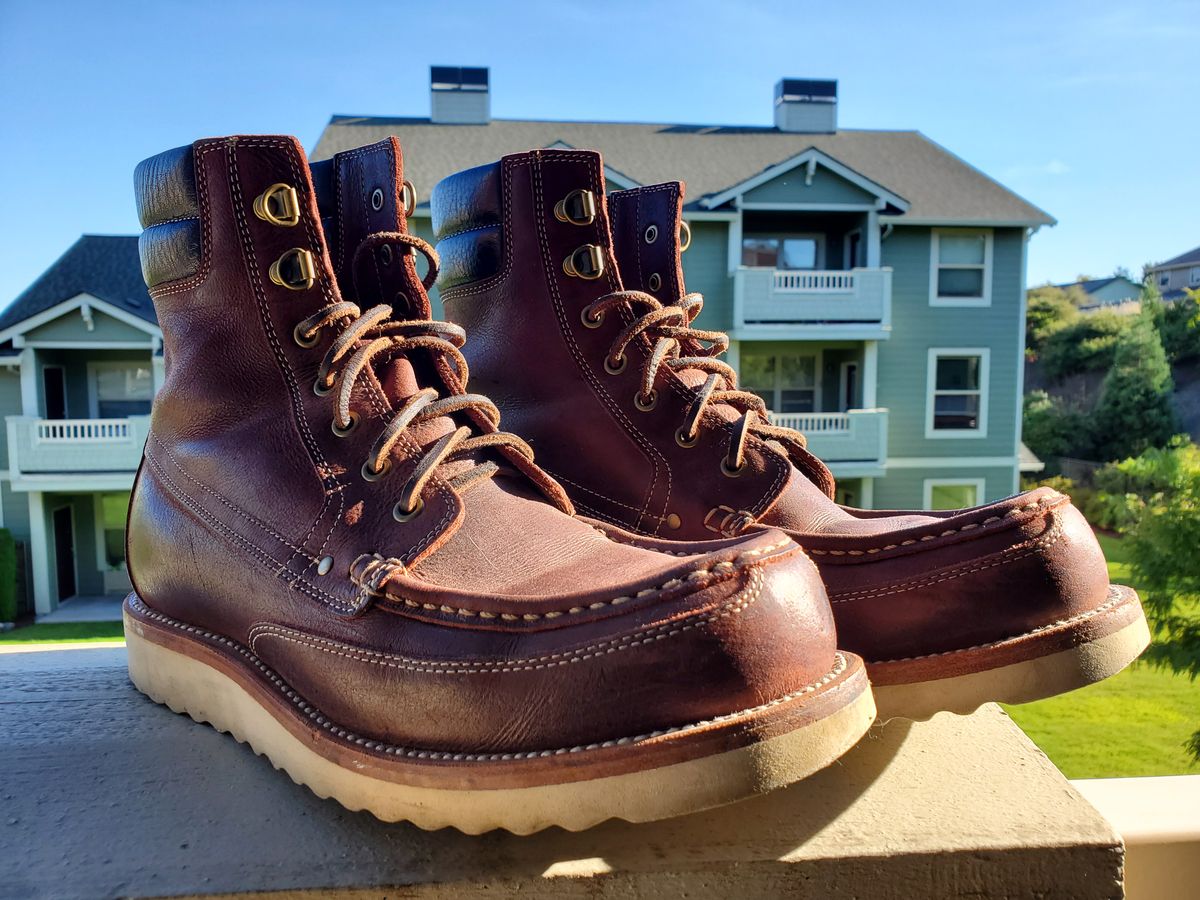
xmin=769 ymin=408 xmax=887 ymax=474
xmin=732 ymin=266 xmax=892 ymax=340
xmin=6 ymin=415 xmax=150 ymax=491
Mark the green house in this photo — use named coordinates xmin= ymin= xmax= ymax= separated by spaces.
xmin=314 ymin=69 xmax=1054 ymax=513
xmin=0 ymin=235 xmax=160 ymax=616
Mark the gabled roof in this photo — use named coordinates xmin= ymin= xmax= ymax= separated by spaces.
xmin=312 ymin=117 xmax=1055 ymax=226
xmin=0 ymin=235 xmax=153 ymax=333
xmin=1053 ymin=275 xmax=1141 ymax=295
xmin=1152 ymin=244 xmax=1200 ymax=270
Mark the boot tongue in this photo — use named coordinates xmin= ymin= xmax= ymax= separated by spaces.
xmin=311 ymin=137 xmax=431 ymax=318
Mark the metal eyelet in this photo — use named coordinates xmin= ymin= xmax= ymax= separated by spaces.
xmin=392 ymin=496 xmax=424 ymax=522
xmin=665 ymin=513 xmax=682 ymax=531
xmin=644 ymin=224 xmax=658 ymax=244
xmin=553 ymin=189 xmax=596 ymax=225
xmin=634 ymin=390 xmax=657 ymax=411
xmin=647 ymin=273 xmax=662 ymax=292
xmin=316 ymin=556 xmax=334 ymax=576
xmin=581 ymin=308 xmax=604 ymax=329
xmin=370 ymin=188 xmax=384 ymax=211
xmin=293 ymin=323 xmax=320 ymax=348
xmin=604 ymin=354 xmax=627 ymax=375
xmin=379 ymin=244 xmax=393 ymax=266
xmin=402 ymin=180 xmax=416 ymax=217
xmin=679 ymin=221 xmax=692 ymax=252
xmin=313 ymin=375 xmax=336 ymax=397
xmin=269 ymin=248 xmax=316 ymax=290
xmin=253 ymin=183 xmax=300 ymax=227
xmin=563 ymin=244 xmax=605 ymax=280
xmin=394 ymin=291 xmax=409 ymax=309
xmin=331 ymin=412 xmax=359 ymax=438
xmin=721 ymin=458 xmax=745 ymax=478
xmin=361 ymin=458 xmax=391 ymax=482
xmin=675 ymin=427 xmax=698 ymax=448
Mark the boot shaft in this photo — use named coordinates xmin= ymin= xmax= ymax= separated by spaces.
xmin=431 ymin=151 xmax=798 ymax=538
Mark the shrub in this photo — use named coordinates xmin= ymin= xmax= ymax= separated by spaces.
xmin=1039 ymin=310 xmax=1130 ymax=380
xmin=1022 ymin=390 xmax=1090 ymax=460
xmin=1026 ymin=286 xmax=1081 ymax=352
xmin=0 ymin=529 xmax=16 ymax=623
xmin=1162 ymin=290 xmax=1200 ymax=363
xmin=1089 ymin=314 xmax=1178 ymax=461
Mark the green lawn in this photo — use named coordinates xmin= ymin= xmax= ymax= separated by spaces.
xmin=0 ymin=621 xmax=125 ymax=644
xmin=1003 ymin=530 xmax=1199 ymax=778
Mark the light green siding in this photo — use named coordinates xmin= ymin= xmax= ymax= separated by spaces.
xmin=877 ymin=226 xmax=1023 ymax=460
xmin=681 ymin=220 xmax=733 ymax=332
xmin=743 ymin=165 xmax=876 ymax=206
xmin=409 ymin=216 xmax=444 ymax=319
xmin=0 ymin=370 xmax=21 ymax=469
xmin=872 ymin=465 xmax=1018 ymax=509
xmin=25 ymin=309 xmax=149 ymax=344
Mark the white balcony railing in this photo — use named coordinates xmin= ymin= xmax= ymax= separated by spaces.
xmin=768 ymin=408 xmax=888 ymax=466
xmin=35 ymin=418 xmax=132 ymax=442
xmin=734 ymin=266 xmax=892 ymax=330
xmin=6 ymin=415 xmax=150 ymax=480
xmin=772 ymin=270 xmax=857 ymax=293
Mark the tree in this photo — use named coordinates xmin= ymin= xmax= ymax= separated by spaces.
xmin=1121 ymin=438 xmax=1200 ymax=759
xmin=1089 ymin=312 xmax=1178 ymax=460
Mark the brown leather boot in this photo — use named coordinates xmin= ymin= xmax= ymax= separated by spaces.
xmin=122 ymin=135 xmax=875 ymax=833
xmin=430 ymin=150 xmax=1149 ymax=720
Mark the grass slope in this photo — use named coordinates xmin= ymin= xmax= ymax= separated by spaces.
xmin=1003 ymin=530 xmax=1199 ymax=778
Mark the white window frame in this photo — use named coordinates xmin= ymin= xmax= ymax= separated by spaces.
xmin=926 ymin=347 xmax=990 ymax=439
xmin=1190 ymin=267 xmax=1200 ymax=287
xmin=929 ymin=229 xmax=993 ymax=307
xmin=923 ymin=478 xmax=986 ymax=510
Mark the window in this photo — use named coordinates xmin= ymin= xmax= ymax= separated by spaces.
xmin=89 ymin=362 xmax=153 ymax=417
xmin=740 ymin=352 xmax=818 ymax=413
xmin=1190 ymin=267 xmax=1200 ymax=287
xmin=923 ymin=479 xmax=985 ymax=510
xmin=742 ymin=235 xmax=824 ymax=270
xmin=930 ymin=229 xmax=992 ymax=306
xmin=926 ymin=348 xmax=989 ymax=438
xmin=98 ymin=492 xmax=130 ymax=569
xmin=1159 ymin=272 xmax=1170 ymax=288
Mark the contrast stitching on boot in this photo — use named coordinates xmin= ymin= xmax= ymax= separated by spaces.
xmin=148 ymin=436 xmax=315 ymax=560
xmin=144 ymin=451 xmax=357 ymax=614
xmin=810 ymin=496 xmax=1061 ymax=557
xmin=437 ymin=222 xmax=498 ymax=242
xmin=148 ymin=150 xmax=214 ymax=297
xmin=130 ymin=594 xmax=850 ymax=761
xmin=529 ymin=155 xmax=668 ymax=532
xmin=869 ymin=586 xmax=1130 ymax=664
xmin=829 ymin=514 xmax=1063 ymax=603
xmin=352 ymin=537 xmax=793 ymax=621
xmin=544 ymin=468 xmax=644 ymax=514
xmin=248 ymin=564 xmax=769 ymax=671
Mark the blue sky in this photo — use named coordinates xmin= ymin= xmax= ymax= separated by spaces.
xmin=1 ymin=0 xmax=1197 ymax=303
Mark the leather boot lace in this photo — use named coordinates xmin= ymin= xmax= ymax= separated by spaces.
xmin=296 ymin=231 xmax=568 ymax=516
xmin=582 ymin=290 xmax=812 ymax=475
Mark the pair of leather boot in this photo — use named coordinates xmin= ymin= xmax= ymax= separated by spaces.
xmin=123 ymin=135 xmax=1146 ymax=834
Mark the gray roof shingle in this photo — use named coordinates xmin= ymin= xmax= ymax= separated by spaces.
xmin=313 ymin=117 xmax=1055 ymax=226
xmin=0 ymin=235 xmax=153 ymax=333
xmin=1154 ymin=245 xmax=1200 ymax=269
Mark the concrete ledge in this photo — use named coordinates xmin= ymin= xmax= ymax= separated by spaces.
xmin=1 ymin=646 xmax=1123 ymax=899
xmin=1074 ymin=775 xmax=1200 ymax=900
